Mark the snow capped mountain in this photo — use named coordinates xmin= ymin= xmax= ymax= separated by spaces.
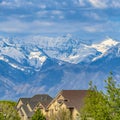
xmin=29 ymin=51 xmax=47 ymax=68
xmin=0 ymin=38 xmax=48 ymax=70
xmin=19 ymin=35 xmax=101 ymax=64
xmin=25 ymin=36 xmax=119 ymax=64
xmin=0 ymin=35 xmax=120 ymax=100
xmin=91 ymin=38 xmax=120 ymax=61
xmin=91 ymin=38 xmax=119 ymax=53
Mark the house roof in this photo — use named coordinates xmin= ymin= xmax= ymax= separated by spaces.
xmin=21 ymin=104 xmax=34 ymax=117
xmin=47 ymin=90 xmax=88 ymax=111
xmin=60 ymin=90 xmax=88 ymax=111
xmin=29 ymin=94 xmax=53 ymax=109
xmin=20 ymin=98 xmax=31 ymax=104
xmin=16 ymin=98 xmax=30 ymax=109
xmin=17 ymin=94 xmax=53 ymax=118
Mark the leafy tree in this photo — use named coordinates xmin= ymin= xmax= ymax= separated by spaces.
xmin=105 ymin=73 xmax=120 ymax=120
xmin=0 ymin=100 xmax=20 ymax=120
xmin=31 ymin=109 xmax=46 ymax=120
xmin=80 ymin=74 xmax=120 ymax=120
xmin=49 ymin=108 xmax=72 ymax=120
xmin=0 ymin=113 xmax=4 ymax=120
xmin=80 ymin=82 xmax=110 ymax=120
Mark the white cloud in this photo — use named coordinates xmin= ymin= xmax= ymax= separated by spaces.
xmin=0 ymin=11 xmax=119 ymax=36
xmin=88 ymin=0 xmax=120 ymax=9
xmin=84 ymin=24 xmax=104 ymax=32
xmin=36 ymin=10 xmax=64 ymax=20
xmin=59 ymin=15 xmax=64 ymax=19
xmin=78 ymin=0 xmax=86 ymax=6
xmin=88 ymin=0 xmax=108 ymax=8
xmin=0 ymin=19 xmax=27 ymax=32
xmin=111 ymin=1 xmax=120 ymax=8
xmin=0 ymin=0 xmax=34 ymax=8
xmin=0 ymin=17 xmax=86 ymax=34
xmin=0 ymin=16 xmax=115 ymax=35
xmin=84 ymin=26 xmax=98 ymax=32
xmin=32 ymin=20 xmax=54 ymax=26
xmin=83 ymin=20 xmax=120 ymax=33
xmin=52 ymin=10 xmax=62 ymax=15
xmin=37 ymin=10 xmax=48 ymax=16
xmin=0 ymin=18 xmax=54 ymax=33
xmin=84 ymin=12 xmax=101 ymax=20
xmin=51 ymin=10 xmax=64 ymax=19
xmin=1 ymin=0 xmax=120 ymax=10
xmin=0 ymin=1 xmax=13 ymax=7
xmin=39 ymin=4 xmax=46 ymax=9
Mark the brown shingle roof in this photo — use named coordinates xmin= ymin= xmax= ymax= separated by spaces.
xmin=58 ymin=90 xmax=88 ymax=111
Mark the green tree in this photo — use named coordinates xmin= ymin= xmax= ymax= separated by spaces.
xmin=31 ymin=109 xmax=46 ymax=120
xmin=0 ymin=113 xmax=4 ymax=120
xmin=49 ymin=108 xmax=72 ymax=120
xmin=0 ymin=101 xmax=20 ymax=120
xmin=80 ymin=74 xmax=120 ymax=120
xmin=80 ymin=82 xmax=110 ymax=120
xmin=105 ymin=74 xmax=120 ymax=120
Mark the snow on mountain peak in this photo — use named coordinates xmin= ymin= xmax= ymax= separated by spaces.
xmin=91 ymin=38 xmax=120 ymax=62
xmin=0 ymin=36 xmax=120 ymax=66
xmin=29 ymin=51 xmax=47 ymax=63
xmin=92 ymin=38 xmax=119 ymax=53
xmin=28 ymin=51 xmax=47 ymax=68
xmin=101 ymin=38 xmax=118 ymax=46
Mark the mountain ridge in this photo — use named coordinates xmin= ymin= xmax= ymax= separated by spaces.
xmin=0 ymin=35 xmax=120 ymax=100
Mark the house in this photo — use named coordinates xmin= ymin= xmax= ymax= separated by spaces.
xmin=16 ymin=94 xmax=53 ymax=120
xmin=47 ymin=90 xmax=88 ymax=120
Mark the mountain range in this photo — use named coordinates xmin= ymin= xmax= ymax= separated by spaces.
xmin=0 ymin=35 xmax=120 ymax=100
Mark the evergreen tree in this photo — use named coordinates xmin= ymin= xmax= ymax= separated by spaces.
xmin=31 ymin=109 xmax=46 ymax=120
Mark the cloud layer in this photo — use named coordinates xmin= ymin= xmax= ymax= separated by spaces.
xmin=0 ymin=0 xmax=120 ymax=41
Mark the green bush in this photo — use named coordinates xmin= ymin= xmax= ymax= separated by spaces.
xmin=0 ymin=101 xmax=20 ymax=120
xmin=31 ymin=109 xmax=46 ymax=120
xmin=49 ymin=108 xmax=72 ymax=120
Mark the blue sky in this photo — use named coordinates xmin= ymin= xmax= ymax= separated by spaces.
xmin=0 ymin=0 xmax=120 ymax=41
